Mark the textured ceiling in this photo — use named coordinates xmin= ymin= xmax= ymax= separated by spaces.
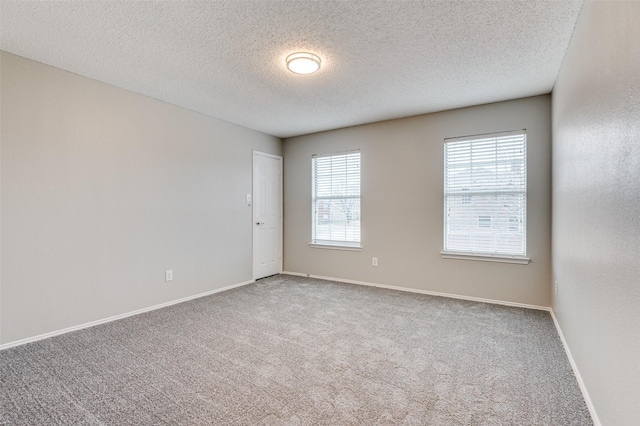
xmin=0 ymin=1 xmax=583 ymax=138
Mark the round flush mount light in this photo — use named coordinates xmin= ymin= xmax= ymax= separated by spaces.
xmin=286 ymin=52 xmax=321 ymax=75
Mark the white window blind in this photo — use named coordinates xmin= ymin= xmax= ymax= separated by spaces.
xmin=312 ymin=151 xmax=361 ymax=247
xmin=444 ymin=131 xmax=527 ymax=257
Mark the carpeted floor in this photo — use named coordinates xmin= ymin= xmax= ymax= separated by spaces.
xmin=1 ymin=274 xmax=592 ymax=425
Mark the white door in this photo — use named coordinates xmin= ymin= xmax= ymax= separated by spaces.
xmin=253 ymin=151 xmax=282 ymax=279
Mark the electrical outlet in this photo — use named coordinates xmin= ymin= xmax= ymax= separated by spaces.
xmin=554 ymin=280 xmax=558 ymax=295
xmin=372 ymin=257 xmax=378 ymax=267
xmin=166 ymin=270 xmax=173 ymax=282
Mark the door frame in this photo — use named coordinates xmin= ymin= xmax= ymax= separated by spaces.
xmin=252 ymin=150 xmax=283 ymax=280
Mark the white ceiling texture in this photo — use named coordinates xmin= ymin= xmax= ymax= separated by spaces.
xmin=0 ymin=1 xmax=583 ymax=138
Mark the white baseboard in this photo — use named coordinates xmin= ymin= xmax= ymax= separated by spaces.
xmin=550 ymin=309 xmax=601 ymax=426
xmin=0 ymin=279 xmax=255 ymax=351
xmin=281 ymin=271 xmax=550 ymax=311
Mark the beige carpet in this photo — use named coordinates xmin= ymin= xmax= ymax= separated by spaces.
xmin=0 ymin=274 xmax=592 ymax=425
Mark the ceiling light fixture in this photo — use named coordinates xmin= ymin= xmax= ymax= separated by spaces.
xmin=286 ymin=52 xmax=321 ymax=75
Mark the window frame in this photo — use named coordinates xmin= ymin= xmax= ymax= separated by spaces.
xmin=441 ymin=130 xmax=530 ymax=264
xmin=310 ymin=150 xmax=362 ymax=250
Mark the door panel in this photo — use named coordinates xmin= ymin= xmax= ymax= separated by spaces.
xmin=253 ymin=152 xmax=282 ymax=279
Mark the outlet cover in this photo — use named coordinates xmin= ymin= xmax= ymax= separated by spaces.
xmin=166 ymin=270 xmax=173 ymax=282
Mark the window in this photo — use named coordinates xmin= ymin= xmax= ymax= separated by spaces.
xmin=443 ymin=131 xmax=527 ymax=262
xmin=509 ymin=216 xmax=520 ymax=232
xmin=461 ymin=188 xmax=471 ymax=205
xmin=311 ymin=151 xmax=361 ymax=248
xmin=478 ymin=215 xmax=492 ymax=228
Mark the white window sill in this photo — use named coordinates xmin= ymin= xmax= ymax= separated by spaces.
xmin=309 ymin=243 xmax=362 ymax=252
xmin=440 ymin=251 xmax=530 ymax=265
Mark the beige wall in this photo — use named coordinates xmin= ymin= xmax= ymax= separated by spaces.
xmin=552 ymin=1 xmax=640 ymax=425
xmin=0 ymin=52 xmax=281 ymax=345
xmin=284 ymin=95 xmax=551 ymax=307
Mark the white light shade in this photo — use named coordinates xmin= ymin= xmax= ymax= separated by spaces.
xmin=286 ymin=52 xmax=321 ymax=75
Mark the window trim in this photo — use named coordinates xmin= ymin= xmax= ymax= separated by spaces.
xmin=440 ymin=251 xmax=530 ymax=264
xmin=309 ymin=243 xmax=362 ymax=251
xmin=442 ymin=130 xmax=528 ymax=262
